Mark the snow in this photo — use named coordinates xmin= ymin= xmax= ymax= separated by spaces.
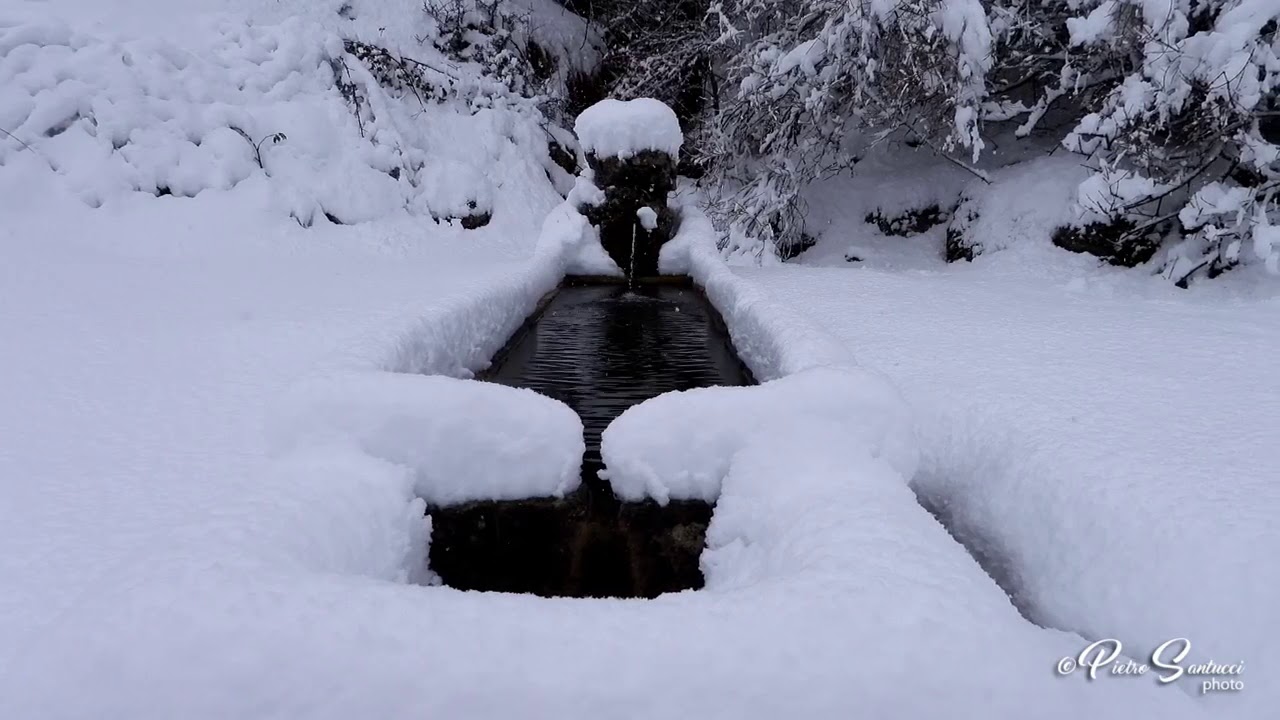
xmin=1179 ymin=182 xmax=1255 ymax=230
xmin=736 ymin=260 xmax=1280 ymax=718
xmin=696 ymin=424 xmax=1202 ymax=719
xmin=668 ymin=139 xmax=1278 ymax=715
xmin=1067 ymin=1 xmax=1120 ymax=45
xmin=1 ymin=0 xmax=1272 ymax=717
xmin=954 ymin=154 xmax=1092 ymax=257
xmin=774 ymin=38 xmax=825 ymax=76
xmin=937 ymin=0 xmax=994 ymax=159
xmin=636 ymin=205 xmax=658 ymax=231
xmin=603 ymin=191 xmax=1225 ymax=716
xmin=1254 ymin=217 xmax=1280 ymax=274
xmin=0 ymin=1 xmax=575 ymax=228
xmin=1 ymin=162 xmax=1219 ymax=720
xmin=385 ymin=198 xmax=617 ymax=378
xmin=600 ymin=367 xmax=918 ymax=504
xmin=422 ymin=160 xmax=495 ymax=223
xmin=574 ymin=97 xmax=683 ymax=159
xmin=756 ymin=144 xmax=1278 ymax=719
xmin=537 ymin=194 xmax=622 ymax=275
xmin=566 ymin=170 xmax=606 ymax=208
xmin=661 ymin=197 xmax=853 ymax=379
xmin=791 ymin=141 xmax=976 ymax=268
xmin=1074 ymin=168 xmax=1169 ymax=221
xmin=271 ymin=371 xmax=584 ymax=506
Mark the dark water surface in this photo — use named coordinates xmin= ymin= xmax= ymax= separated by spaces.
xmin=428 ymin=280 xmax=754 ymax=599
xmin=482 ymin=282 xmax=754 ymax=474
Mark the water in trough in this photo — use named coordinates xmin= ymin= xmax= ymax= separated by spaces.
xmin=427 ymin=279 xmax=754 ymax=599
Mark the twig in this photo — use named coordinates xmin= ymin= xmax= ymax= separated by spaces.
xmin=0 ymin=126 xmax=53 ymax=170
xmin=230 ymin=127 xmax=286 ymax=172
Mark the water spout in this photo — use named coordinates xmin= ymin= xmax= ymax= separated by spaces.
xmin=628 ymin=222 xmax=637 ymax=291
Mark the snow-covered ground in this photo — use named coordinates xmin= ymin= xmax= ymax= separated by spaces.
xmin=738 ymin=200 xmax=1280 ymax=716
xmin=0 ymin=198 xmax=1215 ymax=720
xmin=2 ymin=0 xmax=1274 ymax=717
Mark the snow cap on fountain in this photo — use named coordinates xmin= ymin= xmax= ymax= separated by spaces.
xmin=574 ymin=98 xmax=683 ymax=160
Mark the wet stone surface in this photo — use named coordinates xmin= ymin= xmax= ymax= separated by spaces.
xmin=582 ymin=149 xmax=677 ymax=277
xmin=428 ymin=280 xmax=754 ymax=598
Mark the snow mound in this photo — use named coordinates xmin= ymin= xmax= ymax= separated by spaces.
xmin=950 ymin=154 xmax=1092 ymax=259
xmin=574 ymin=98 xmax=683 ymax=159
xmin=259 ymin=445 xmax=432 ymax=583
xmin=536 ymin=197 xmax=621 ymax=275
xmin=696 ymin=423 xmax=1204 ymax=716
xmin=636 ymin=206 xmax=658 ymax=231
xmin=703 ymin=423 xmax=1013 ymax=604
xmin=0 ymin=14 xmax=558 ymax=227
xmin=270 ymin=371 xmax=584 ymax=506
xmin=422 ymin=161 xmax=494 ymax=222
xmin=608 ymin=191 xmax=908 ymax=507
xmin=601 ymin=366 xmax=917 ymax=504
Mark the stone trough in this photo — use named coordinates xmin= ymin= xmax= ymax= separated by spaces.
xmin=427 ymin=277 xmax=755 ymax=598
xmin=427 ymin=98 xmax=747 ymax=598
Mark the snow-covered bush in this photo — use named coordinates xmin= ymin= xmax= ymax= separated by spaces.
xmin=685 ymin=0 xmax=1280 ymax=283
xmin=555 ymin=0 xmax=716 ymax=128
xmin=1046 ymin=0 xmax=1280 ymax=281
xmin=866 ymin=205 xmax=950 ymax=237
xmin=0 ymin=3 xmax=588 ymax=231
xmin=422 ymin=0 xmax=555 ymax=96
xmin=703 ymin=0 xmax=993 ymax=255
xmin=947 ymin=155 xmax=1093 ymax=262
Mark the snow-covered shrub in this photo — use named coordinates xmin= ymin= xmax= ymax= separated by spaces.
xmin=866 ymin=205 xmax=950 ymax=237
xmin=946 ymin=155 xmax=1092 ymax=262
xmin=335 ymin=40 xmax=458 ymax=114
xmin=1052 ymin=218 xmax=1164 ymax=266
xmin=703 ymin=0 xmax=993 ymax=254
xmin=1160 ymin=182 xmax=1262 ymax=284
xmin=946 ymin=192 xmax=982 ymax=262
xmin=686 ymin=0 xmax=1279 ymax=283
xmin=0 ymin=3 xmax=590 ymax=230
xmin=1047 ymin=166 xmax=1169 ymax=265
xmin=555 ymin=0 xmax=717 ymax=130
xmin=422 ymin=0 xmax=553 ymax=96
xmin=1032 ymin=0 xmax=1279 ymax=280
xmin=422 ymin=161 xmax=495 ymax=228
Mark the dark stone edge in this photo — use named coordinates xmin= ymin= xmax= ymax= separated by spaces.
xmin=562 ymin=274 xmax=695 ymax=287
